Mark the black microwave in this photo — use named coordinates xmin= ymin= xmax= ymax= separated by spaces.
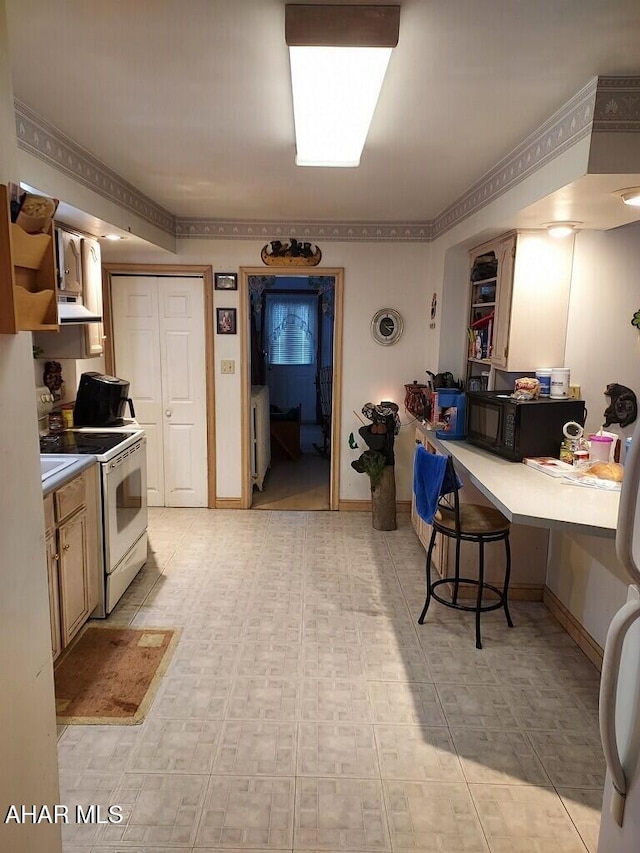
xmin=466 ymin=390 xmax=585 ymax=461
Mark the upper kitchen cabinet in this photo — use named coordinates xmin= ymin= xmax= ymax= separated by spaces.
xmin=33 ymin=233 xmax=104 ymax=358
xmin=465 ymin=230 xmax=573 ymax=387
xmin=58 ymin=229 xmax=83 ymax=296
xmin=0 ymin=184 xmax=58 ymax=333
xmin=81 ymin=237 xmax=104 ymax=357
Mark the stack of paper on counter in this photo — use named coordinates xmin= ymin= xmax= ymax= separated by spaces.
xmin=523 ymin=457 xmax=575 ymax=477
xmin=523 ymin=456 xmax=622 ymax=490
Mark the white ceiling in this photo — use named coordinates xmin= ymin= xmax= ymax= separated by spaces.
xmin=6 ymin=0 xmax=640 ymax=225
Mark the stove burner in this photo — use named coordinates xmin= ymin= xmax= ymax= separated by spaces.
xmin=39 ymin=431 xmax=132 ymax=456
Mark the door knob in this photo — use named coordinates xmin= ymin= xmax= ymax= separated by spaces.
xmin=165 ymin=410 xmax=172 ymax=418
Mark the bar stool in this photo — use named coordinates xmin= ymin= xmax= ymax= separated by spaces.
xmin=415 ymin=451 xmax=513 ymax=649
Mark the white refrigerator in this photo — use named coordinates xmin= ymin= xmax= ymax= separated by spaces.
xmin=598 ymin=421 xmax=640 ymax=852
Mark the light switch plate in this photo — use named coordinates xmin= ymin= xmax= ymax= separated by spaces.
xmin=221 ymin=359 xmax=235 ymax=374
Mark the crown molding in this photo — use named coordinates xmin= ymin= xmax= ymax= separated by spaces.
xmin=14 ymin=77 xmax=639 ymax=246
xmin=14 ymin=99 xmax=176 ymax=235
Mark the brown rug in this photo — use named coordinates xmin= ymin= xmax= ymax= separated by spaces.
xmin=54 ymin=624 xmax=179 ymax=725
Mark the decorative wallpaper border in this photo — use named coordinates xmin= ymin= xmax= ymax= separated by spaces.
xmin=431 ymin=77 xmax=598 ymax=239
xmin=593 ymin=76 xmax=640 ymax=132
xmin=14 ymin=99 xmax=176 ymax=235
xmin=14 ymin=76 xmax=640 ymax=245
xmin=175 ymin=218 xmax=432 ymax=242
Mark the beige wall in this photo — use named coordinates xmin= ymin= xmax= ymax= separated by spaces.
xmin=103 ymin=237 xmax=431 ymax=502
xmin=545 ymin=221 xmax=640 ymax=647
xmin=0 ymin=2 xmax=62 ymax=849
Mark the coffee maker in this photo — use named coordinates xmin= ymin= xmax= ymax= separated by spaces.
xmin=73 ymin=372 xmax=136 ymax=427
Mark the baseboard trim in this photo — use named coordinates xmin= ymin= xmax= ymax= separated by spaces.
xmin=215 ymin=498 xmax=243 ymax=510
xmin=338 ymin=500 xmax=411 ymax=513
xmin=543 ymin=587 xmax=603 ymax=671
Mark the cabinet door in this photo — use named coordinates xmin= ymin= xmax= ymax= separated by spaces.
xmin=46 ymin=532 xmax=62 ymax=661
xmin=81 ymin=237 xmax=104 ymax=356
xmin=490 ymin=233 xmax=516 ymax=368
xmin=58 ymin=508 xmax=90 ymax=647
xmin=57 ymin=230 xmax=83 ymax=295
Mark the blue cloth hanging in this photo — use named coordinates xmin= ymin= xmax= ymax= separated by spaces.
xmin=413 ymin=445 xmax=461 ymax=524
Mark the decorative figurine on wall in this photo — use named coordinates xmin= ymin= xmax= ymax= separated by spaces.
xmin=632 ymin=308 xmax=640 ymax=330
xmin=603 ymin=383 xmax=637 ymax=428
xmin=261 ymin=238 xmax=322 ymax=266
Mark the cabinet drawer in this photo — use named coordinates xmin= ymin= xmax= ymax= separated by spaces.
xmin=43 ymin=493 xmax=55 ymax=534
xmin=55 ymin=472 xmax=86 ymax=522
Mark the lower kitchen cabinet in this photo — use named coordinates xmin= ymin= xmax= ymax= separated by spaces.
xmin=45 ymin=530 xmax=62 ymax=661
xmin=58 ymin=509 xmax=90 ymax=647
xmin=43 ymin=464 xmax=101 ymax=659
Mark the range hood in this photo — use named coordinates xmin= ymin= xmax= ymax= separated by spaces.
xmin=57 ymin=297 xmax=102 ymax=324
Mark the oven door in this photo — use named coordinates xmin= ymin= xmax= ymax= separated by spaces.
xmin=102 ymin=436 xmax=148 ymax=573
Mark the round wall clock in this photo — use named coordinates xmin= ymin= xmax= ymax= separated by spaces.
xmin=371 ymin=308 xmax=404 ymax=345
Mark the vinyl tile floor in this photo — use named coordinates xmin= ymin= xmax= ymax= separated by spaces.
xmin=58 ymin=508 xmax=604 ymax=853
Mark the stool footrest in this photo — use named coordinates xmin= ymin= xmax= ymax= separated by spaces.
xmin=431 ymin=577 xmax=507 ymax=614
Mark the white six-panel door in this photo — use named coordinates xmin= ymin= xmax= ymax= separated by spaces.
xmin=111 ymin=276 xmax=207 ymax=507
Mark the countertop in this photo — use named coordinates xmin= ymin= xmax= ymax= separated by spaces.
xmin=424 ymin=432 xmax=619 ymax=538
xmin=41 ymin=454 xmax=97 ymax=497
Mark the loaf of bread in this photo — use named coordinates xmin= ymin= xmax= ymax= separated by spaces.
xmin=586 ymin=462 xmax=624 ymax=482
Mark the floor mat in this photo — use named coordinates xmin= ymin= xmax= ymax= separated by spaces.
xmin=54 ymin=624 xmax=179 ymax=725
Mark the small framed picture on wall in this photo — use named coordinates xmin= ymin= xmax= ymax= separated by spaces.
xmin=215 ymin=272 xmax=238 ymax=290
xmin=216 ymin=307 xmax=237 ymax=335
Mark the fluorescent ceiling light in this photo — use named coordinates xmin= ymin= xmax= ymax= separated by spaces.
xmin=285 ymin=5 xmax=400 ymax=168
xmin=289 ymin=45 xmax=392 ymax=167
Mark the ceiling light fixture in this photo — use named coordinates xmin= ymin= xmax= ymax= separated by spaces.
xmin=285 ymin=4 xmax=400 ymax=167
xmin=616 ymin=187 xmax=640 ymax=206
xmin=543 ymin=221 xmax=582 ymax=238
xmin=101 ymin=234 xmax=125 ymax=241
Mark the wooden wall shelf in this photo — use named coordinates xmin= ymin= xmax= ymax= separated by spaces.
xmin=0 ymin=183 xmax=58 ymax=334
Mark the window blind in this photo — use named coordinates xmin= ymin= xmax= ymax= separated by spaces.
xmin=266 ymin=294 xmax=317 ymax=365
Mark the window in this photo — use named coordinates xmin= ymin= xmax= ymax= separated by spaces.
xmin=266 ymin=294 xmax=317 ymax=365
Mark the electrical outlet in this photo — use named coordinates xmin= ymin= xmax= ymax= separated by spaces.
xmin=221 ymin=359 xmax=235 ymax=374
xmin=569 ymin=384 xmax=581 ymax=400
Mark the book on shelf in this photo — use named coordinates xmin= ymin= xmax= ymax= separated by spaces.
xmin=523 ymin=457 xmax=575 ymax=477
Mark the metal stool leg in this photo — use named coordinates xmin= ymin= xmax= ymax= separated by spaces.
xmin=475 ymin=539 xmax=485 ymax=649
xmin=418 ymin=528 xmax=437 ymax=624
xmin=452 ymin=537 xmax=461 ymax=605
xmin=502 ymin=533 xmax=514 ymax=628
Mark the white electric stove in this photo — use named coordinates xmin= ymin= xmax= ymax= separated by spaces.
xmin=41 ymin=424 xmax=148 ymax=616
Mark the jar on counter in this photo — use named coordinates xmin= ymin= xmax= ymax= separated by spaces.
xmin=48 ymin=411 xmax=64 ymax=433
xmin=573 ymin=449 xmax=589 ymax=466
xmin=61 ymin=405 xmax=74 ymax=429
xmin=560 ymin=439 xmax=576 ymax=465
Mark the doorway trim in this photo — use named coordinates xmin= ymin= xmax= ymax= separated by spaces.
xmin=239 ymin=266 xmax=344 ymax=510
xmin=102 ymin=263 xmax=217 ymax=508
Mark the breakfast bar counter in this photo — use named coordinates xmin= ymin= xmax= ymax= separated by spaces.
xmin=428 ymin=434 xmax=619 ymax=538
